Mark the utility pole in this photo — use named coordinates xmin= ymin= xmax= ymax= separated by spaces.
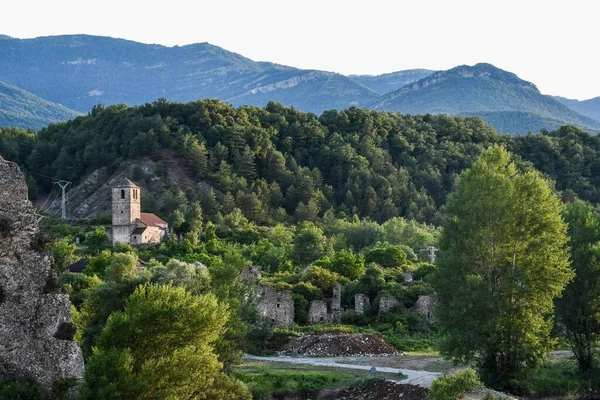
xmin=424 ymin=246 xmax=438 ymax=264
xmin=55 ymin=180 xmax=71 ymax=220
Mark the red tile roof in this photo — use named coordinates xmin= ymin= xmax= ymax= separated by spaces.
xmin=132 ymin=227 xmax=147 ymax=234
xmin=139 ymin=212 xmax=168 ymax=228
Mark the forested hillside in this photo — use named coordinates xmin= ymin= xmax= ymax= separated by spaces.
xmin=2 ymin=100 xmax=600 ymax=227
xmin=1 ymin=35 xmax=597 ymax=135
xmin=0 ymin=81 xmax=80 ymax=129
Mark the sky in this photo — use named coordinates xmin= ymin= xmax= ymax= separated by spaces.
xmin=3 ymin=0 xmax=598 ymax=100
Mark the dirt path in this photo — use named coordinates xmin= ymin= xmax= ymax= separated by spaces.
xmin=244 ymin=355 xmax=442 ymax=387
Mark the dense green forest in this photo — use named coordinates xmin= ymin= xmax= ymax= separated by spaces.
xmin=2 ymin=99 xmax=600 ymax=226
xmin=3 ymin=101 xmax=600 ymax=398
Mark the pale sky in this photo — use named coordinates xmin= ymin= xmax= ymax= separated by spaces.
xmin=3 ymin=0 xmax=598 ymax=100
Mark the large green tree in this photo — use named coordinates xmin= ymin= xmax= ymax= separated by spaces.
xmin=556 ymin=200 xmax=600 ymax=374
xmin=82 ymin=284 xmax=250 ymax=399
xmin=433 ymin=146 xmax=572 ymax=387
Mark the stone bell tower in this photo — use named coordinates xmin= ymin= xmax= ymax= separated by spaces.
xmin=111 ymin=178 xmax=141 ymax=244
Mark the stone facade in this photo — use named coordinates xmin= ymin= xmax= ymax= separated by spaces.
xmin=355 ymin=293 xmax=371 ymax=315
xmin=404 ymin=270 xmax=414 ymax=283
xmin=256 ymin=283 xmax=294 ymax=326
xmin=111 ymin=178 xmax=168 ymax=245
xmin=0 ymin=157 xmax=84 ymax=393
xmin=308 ymin=300 xmax=329 ymax=324
xmin=379 ymin=295 xmax=402 ymax=314
xmin=408 ymin=295 xmax=438 ymax=324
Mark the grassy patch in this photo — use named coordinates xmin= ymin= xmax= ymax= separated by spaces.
xmin=514 ymin=359 xmax=590 ymax=398
xmin=232 ymin=362 xmax=370 ymax=400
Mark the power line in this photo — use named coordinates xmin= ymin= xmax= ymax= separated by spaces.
xmin=37 ymin=183 xmax=58 ymax=213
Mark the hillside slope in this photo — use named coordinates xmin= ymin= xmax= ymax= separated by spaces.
xmin=0 ymin=81 xmax=80 ymax=129
xmin=0 ymin=35 xmax=379 ymax=114
xmin=554 ymin=96 xmax=600 ymax=122
xmin=372 ymin=63 xmax=600 ymax=134
xmin=350 ymin=69 xmax=434 ymax=94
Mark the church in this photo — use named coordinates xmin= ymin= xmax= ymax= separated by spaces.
xmin=111 ymin=178 xmax=168 ymax=245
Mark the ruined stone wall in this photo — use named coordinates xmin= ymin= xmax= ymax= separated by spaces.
xmin=308 ymin=300 xmax=329 ymax=324
xmin=408 ymin=295 xmax=438 ymax=324
xmin=0 ymin=157 xmax=84 ymax=392
xmin=256 ymin=283 xmax=294 ymax=326
xmin=379 ymin=295 xmax=402 ymax=314
xmin=330 ymin=284 xmax=341 ymax=323
xmin=355 ymin=294 xmax=371 ymax=315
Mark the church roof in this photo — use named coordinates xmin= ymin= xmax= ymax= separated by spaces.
xmin=139 ymin=212 xmax=168 ymax=228
xmin=113 ymin=177 xmax=140 ymax=188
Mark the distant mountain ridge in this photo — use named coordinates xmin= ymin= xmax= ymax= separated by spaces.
xmin=0 ymin=81 xmax=80 ymax=129
xmin=0 ymin=34 xmax=598 ymax=134
xmin=350 ymin=69 xmax=435 ymax=95
xmin=0 ymin=35 xmax=381 ymax=114
xmin=554 ymin=96 xmax=600 ymax=122
xmin=372 ymin=63 xmax=600 ymax=134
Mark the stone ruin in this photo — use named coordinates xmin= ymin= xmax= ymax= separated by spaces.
xmin=378 ymin=294 xmax=403 ymax=314
xmin=407 ymin=295 xmax=438 ymax=324
xmin=354 ymin=293 xmax=371 ymax=315
xmin=240 ymin=265 xmax=261 ymax=280
xmin=240 ymin=266 xmax=294 ymax=327
xmin=308 ymin=284 xmax=341 ymax=324
xmin=256 ymin=283 xmax=294 ymax=327
xmin=0 ymin=157 xmax=84 ymax=392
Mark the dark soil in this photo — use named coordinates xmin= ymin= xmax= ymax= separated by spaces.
xmin=282 ymin=334 xmax=400 ymax=357
xmin=318 ymin=379 xmax=428 ymax=400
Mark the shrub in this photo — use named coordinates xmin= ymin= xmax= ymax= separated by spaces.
xmin=0 ymin=378 xmax=46 ymax=400
xmin=428 ymin=369 xmax=483 ymax=400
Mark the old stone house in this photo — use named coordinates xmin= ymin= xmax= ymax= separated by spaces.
xmin=111 ymin=178 xmax=168 ymax=245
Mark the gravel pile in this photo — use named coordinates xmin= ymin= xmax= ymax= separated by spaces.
xmin=281 ymin=333 xmax=400 ymax=357
xmin=318 ymin=379 xmax=428 ymax=400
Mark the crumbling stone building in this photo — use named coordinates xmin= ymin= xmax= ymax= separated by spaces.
xmin=408 ymin=295 xmax=438 ymax=324
xmin=308 ymin=284 xmax=342 ymax=324
xmin=0 ymin=157 xmax=84 ymax=393
xmin=256 ymin=283 xmax=294 ymax=326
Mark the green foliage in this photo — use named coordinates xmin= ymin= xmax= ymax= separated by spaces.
xmin=365 ymin=244 xmax=408 ymax=269
xmin=52 ymin=237 xmax=77 ymax=270
xmin=303 ymin=266 xmax=344 ymax=292
xmin=433 ymin=146 xmax=573 ymax=387
xmin=316 ymin=249 xmax=365 ymax=281
xmin=85 ymin=226 xmax=110 ymax=255
xmin=0 ymin=378 xmax=46 ymax=400
xmin=83 ymin=284 xmax=250 ymax=399
xmin=428 ymin=369 xmax=483 ymax=400
xmin=556 ymin=200 xmax=600 ymax=373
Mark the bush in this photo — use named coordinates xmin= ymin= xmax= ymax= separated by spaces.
xmin=429 ymin=369 xmax=483 ymax=400
xmin=245 ymin=322 xmax=298 ymax=355
xmin=0 ymin=378 xmax=46 ymax=400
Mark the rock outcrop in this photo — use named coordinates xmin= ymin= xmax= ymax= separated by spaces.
xmin=0 ymin=157 xmax=84 ymax=392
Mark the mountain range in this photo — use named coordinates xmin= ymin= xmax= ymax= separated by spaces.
xmin=0 ymin=34 xmax=598 ymax=134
